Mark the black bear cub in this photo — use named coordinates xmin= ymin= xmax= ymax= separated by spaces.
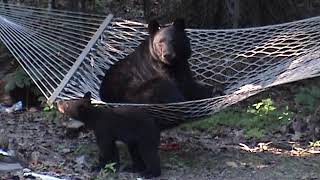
xmin=57 ymin=92 xmax=161 ymax=178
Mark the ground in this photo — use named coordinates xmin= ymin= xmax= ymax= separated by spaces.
xmin=1 ymin=84 xmax=320 ymax=180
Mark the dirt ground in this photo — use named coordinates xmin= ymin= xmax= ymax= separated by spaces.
xmin=0 ymin=107 xmax=320 ymax=180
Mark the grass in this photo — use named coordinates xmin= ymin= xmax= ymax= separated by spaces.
xmin=181 ymin=78 xmax=320 ymax=139
xmin=182 ymin=98 xmax=293 ymax=139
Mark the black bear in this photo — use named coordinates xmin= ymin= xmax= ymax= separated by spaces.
xmin=126 ymin=77 xmax=185 ymax=104
xmin=99 ymin=19 xmax=219 ymax=104
xmin=57 ymin=92 xmax=161 ymax=178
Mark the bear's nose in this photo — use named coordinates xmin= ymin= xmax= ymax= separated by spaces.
xmin=163 ymin=53 xmax=175 ymax=60
xmin=163 ymin=54 xmax=170 ymax=59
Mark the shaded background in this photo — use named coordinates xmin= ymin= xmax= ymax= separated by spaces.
xmin=5 ymin=0 xmax=320 ymax=28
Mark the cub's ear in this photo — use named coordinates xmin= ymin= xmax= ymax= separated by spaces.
xmin=173 ymin=18 xmax=185 ymax=31
xmin=83 ymin=92 xmax=92 ymax=99
xmin=148 ymin=19 xmax=160 ymax=34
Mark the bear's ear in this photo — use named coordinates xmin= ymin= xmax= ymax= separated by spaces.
xmin=83 ymin=92 xmax=91 ymax=100
xmin=173 ymin=18 xmax=185 ymax=31
xmin=148 ymin=20 xmax=160 ymax=34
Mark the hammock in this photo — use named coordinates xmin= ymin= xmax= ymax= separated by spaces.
xmin=1 ymin=3 xmax=320 ymax=123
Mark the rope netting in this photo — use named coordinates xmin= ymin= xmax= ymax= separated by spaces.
xmin=1 ymin=3 xmax=320 ymax=122
xmin=0 ymin=3 xmax=107 ymax=99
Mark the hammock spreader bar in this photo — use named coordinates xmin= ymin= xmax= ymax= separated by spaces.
xmin=47 ymin=14 xmax=114 ymax=105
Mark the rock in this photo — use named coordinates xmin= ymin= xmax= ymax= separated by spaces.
xmin=64 ymin=119 xmax=85 ymax=138
xmin=292 ymin=132 xmax=302 ymax=141
xmin=61 ymin=148 xmax=71 ymax=154
xmin=28 ymin=107 xmax=39 ymax=112
xmin=30 ymin=151 xmax=40 ymax=164
xmin=226 ymin=161 xmax=238 ymax=168
xmin=66 ymin=119 xmax=84 ymax=129
xmin=75 ymin=155 xmax=86 ymax=166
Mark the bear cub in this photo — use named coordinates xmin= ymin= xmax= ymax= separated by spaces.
xmin=57 ymin=92 xmax=161 ymax=178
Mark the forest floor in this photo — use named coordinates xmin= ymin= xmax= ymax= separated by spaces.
xmin=1 ymin=79 xmax=320 ymax=180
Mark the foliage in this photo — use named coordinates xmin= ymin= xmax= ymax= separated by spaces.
xmin=245 ymin=128 xmax=265 ymax=139
xmin=0 ymin=42 xmax=4 ymax=49
xmin=43 ymin=103 xmax=55 ymax=112
xmin=183 ymin=98 xmax=293 ymax=138
xmin=246 ymin=98 xmax=292 ymax=127
xmin=95 ymin=163 xmax=117 ymax=180
xmin=294 ymin=85 xmax=320 ymax=113
xmin=95 ymin=0 xmax=107 ymax=13
xmin=247 ymin=98 xmax=276 ymax=115
xmin=4 ymin=66 xmax=43 ymax=106
xmin=42 ymin=105 xmax=63 ymax=122
xmin=39 ymin=97 xmax=64 ymax=122
xmin=38 ymin=96 xmax=49 ymax=109
xmin=4 ymin=67 xmax=34 ymax=93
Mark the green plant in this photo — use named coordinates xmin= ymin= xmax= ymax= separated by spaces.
xmin=247 ymin=98 xmax=276 ymax=116
xmin=4 ymin=66 xmax=43 ymax=107
xmin=182 ymin=108 xmax=249 ymax=131
xmin=183 ymin=98 xmax=293 ymax=139
xmin=42 ymin=105 xmax=64 ymax=122
xmin=43 ymin=103 xmax=55 ymax=112
xmin=245 ymin=98 xmax=292 ymax=135
xmin=4 ymin=67 xmax=35 ymax=93
xmin=294 ymin=85 xmax=320 ymax=113
xmin=95 ymin=0 xmax=107 ymax=13
xmin=95 ymin=163 xmax=117 ymax=180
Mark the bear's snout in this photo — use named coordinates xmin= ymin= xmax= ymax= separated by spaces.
xmin=163 ymin=53 xmax=175 ymax=61
xmin=56 ymin=101 xmax=66 ymax=114
xmin=161 ymin=51 xmax=176 ymax=65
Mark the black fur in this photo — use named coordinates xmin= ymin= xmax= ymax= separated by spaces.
xmin=99 ymin=19 xmax=217 ymax=104
xmin=57 ymin=92 xmax=161 ymax=178
xmin=126 ymin=77 xmax=185 ymax=104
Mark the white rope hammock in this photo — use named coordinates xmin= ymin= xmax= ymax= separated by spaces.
xmin=1 ymin=3 xmax=320 ymax=123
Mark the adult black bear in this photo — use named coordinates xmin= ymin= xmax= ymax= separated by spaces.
xmin=126 ymin=77 xmax=185 ymax=104
xmin=57 ymin=92 xmax=161 ymax=178
xmin=99 ymin=19 xmax=219 ymax=104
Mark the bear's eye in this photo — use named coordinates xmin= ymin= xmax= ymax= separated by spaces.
xmin=158 ymin=39 xmax=165 ymax=43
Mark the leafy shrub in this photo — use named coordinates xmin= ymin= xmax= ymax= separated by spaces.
xmin=95 ymin=0 xmax=107 ymax=13
xmin=95 ymin=163 xmax=117 ymax=180
xmin=184 ymin=98 xmax=293 ymax=138
xmin=4 ymin=66 xmax=42 ymax=107
xmin=294 ymin=85 xmax=320 ymax=113
xmin=4 ymin=67 xmax=35 ymax=93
